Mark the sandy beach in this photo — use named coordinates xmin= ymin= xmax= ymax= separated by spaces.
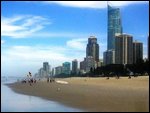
xmin=7 ymin=76 xmax=149 ymax=112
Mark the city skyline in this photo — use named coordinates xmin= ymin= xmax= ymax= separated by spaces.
xmin=1 ymin=1 xmax=149 ymax=77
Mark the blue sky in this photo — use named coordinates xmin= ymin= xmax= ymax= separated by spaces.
xmin=1 ymin=1 xmax=149 ymax=77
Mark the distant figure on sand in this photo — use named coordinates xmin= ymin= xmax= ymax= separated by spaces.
xmin=128 ymin=75 xmax=131 ymax=79
xmin=106 ymin=75 xmax=109 ymax=80
xmin=128 ymin=72 xmax=133 ymax=79
xmin=47 ymin=77 xmax=49 ymax=83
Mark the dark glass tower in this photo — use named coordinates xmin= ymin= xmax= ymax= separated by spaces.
xmin=133 ymin=41 xmax=143 ymax=64
xmin=108 ymin=4 xmax=122 ymax=50
xmin=86 ymin=36 xmax=99 ymax=62
xmin=72 ymin=59 xmax=78 ymax=75
xmin=115 ymin=34 xmax=133 ymax=64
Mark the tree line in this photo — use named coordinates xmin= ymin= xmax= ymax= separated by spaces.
xmin=89 ymin=59 xmax=149 ymax=77
xmin=55 ymin=59 xmax=149 ymax=78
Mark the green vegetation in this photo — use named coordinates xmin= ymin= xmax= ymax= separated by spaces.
xmin=55 ymin=59 xmax=149 ymax=78
xmin=89 ymin=59 xmax=149 ymax=77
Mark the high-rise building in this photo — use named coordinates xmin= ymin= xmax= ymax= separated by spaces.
xmin=51 ymin=68 xmax=55 ymax=76
xmin=148 ymin=35 xmax=149 ymax=60
xmin=62 ymin=62 xmax=71 ymax=75
xmin=80 ymin=58 xmax=86 ymax=74
xmin=85 ymin=56 xmax=95 ymax=73
xmin=72 ymin=59 xmax=78 ymax=75
xmin=43 ymin=62 xmax=50 ymax=77
xmin=103 ymin=49 xmax=115 ymax=65
xmin=108 ymin=4 xmax=122 ymax=50
xmin=38 ymin=68 xmax=44 ymax=78
xmin=115 ymin=34 xmax=133 ymax=64
xmin=55 ymin=66 xmax=63 ymax=75
xmin=86 ymin=36 xmax=99 ymax=62
xmin=80 ymin=60 xmax=85 ymax=71
xmin=133 ymin=41 xmax=143 ymax=64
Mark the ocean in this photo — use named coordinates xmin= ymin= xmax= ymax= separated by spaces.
xmin=1 ymin=77 xmax=83 ymax=112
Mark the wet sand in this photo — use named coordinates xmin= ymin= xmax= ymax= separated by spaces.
xmin=7 ymin=76 xmax=149 ymax=112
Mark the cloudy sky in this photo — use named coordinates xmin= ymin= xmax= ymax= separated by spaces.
xmin=1 ymin=1 xmax=149 ymax=77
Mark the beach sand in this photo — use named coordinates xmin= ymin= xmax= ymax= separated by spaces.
xmin=7 ymin=76 xmax=149 ymax=112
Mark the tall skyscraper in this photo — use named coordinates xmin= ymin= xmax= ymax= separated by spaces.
xmin=43 ymin=62 xmax=50 ymax=77
xmin=133 ymin=41 xmax=143 ymax=64
xmin=62 ymin=62 xmax=71 ymax=75
xmin=115 ymin=34 xmax=133 ymax=64
xmin=55 ymin=66 xmax=63 ymax=75
xmin=86 ymin=36 xmax=99 ymax=62
xmin=80 ymin=61 xmax=85 ymax=72
xmin=51 ymin=68 xmax=55 ymax=76
xmin=108 ymin=3 xmax=122 ymax=50
xmin=103 ymin=49 xmax=115 ymax=65
xmin=72 ymin=59 xmax=78 ymax=75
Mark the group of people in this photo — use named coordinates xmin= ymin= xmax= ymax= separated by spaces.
xmin=27 ymin=72 xmax=36 ymax=86
xmin=21 ymin=72 xmax=36 ymax=86
xmin=21 ymin=72 xmax=55 ymax=85
xmin=47 ymin=77 xmax=55 ymax=83
xmin=106 ymin=74 xmax=136 ymax=80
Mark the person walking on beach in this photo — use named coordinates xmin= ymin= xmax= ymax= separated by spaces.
xmin=47 ymin=77 xmax=49 ymax=83
xmin=29 ymin=72 xmax=32 ymax=86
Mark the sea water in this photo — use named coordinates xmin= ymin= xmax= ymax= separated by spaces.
xmin=1 ymin=77 xmax=83 ymax=112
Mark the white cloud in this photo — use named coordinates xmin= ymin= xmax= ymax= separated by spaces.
xmin=1 ymin=15 xmax=50 ymax=38
xmin=1 ymin=40 xmax=5 ymax=44
xmin=30 ymin=32 xmax=89 ymax=39
xmin=45 ymin=1 xmax=106 ymax=8
xmin=109 ymin=1 xmax=149 ymax=7
xmin=44 ymin=1 xmax=148 ymax=8
xmin=66 ymin=38 xmax=87 ymax=50
xmin=1 ymin=44 xmax=85 ymax=76
xmin=3 ymin=45 xmax=72 ymax=63
xmin=1 ymin=14 xmax=93 ymax=39
xmin=1 ymin=38 xmax=111 ymax=77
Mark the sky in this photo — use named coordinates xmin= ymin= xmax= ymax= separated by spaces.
xmin=1 ymin=1 xmax=149 ymax=77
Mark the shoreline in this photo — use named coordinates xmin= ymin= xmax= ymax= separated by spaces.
xmin=6 ymin=76 xmax=149 ymax=112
